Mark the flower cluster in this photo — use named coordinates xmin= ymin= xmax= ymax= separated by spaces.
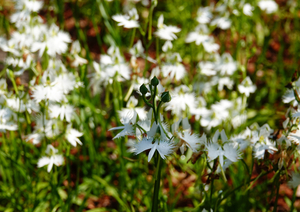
xmin=0 ymin=0 xmax=84 ymax=172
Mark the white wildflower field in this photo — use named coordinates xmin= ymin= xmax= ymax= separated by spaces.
xmin=0 ymin=0 xmax=300 ymax=211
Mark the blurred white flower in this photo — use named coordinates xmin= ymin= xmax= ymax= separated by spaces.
xmin=282 ymin=77 xmax=300 ymax=106
xmin=238 ymin=76 xmax=257 ymax=97
xmin=0 ymin=107 xmax=17 ymax=132
xmin=198 ymin=61 xmax=216 ymax=76
xmin=31 ymin=24 xmax=71 ymax=57
xmin=288 ymin=170 xmax=300 ymax=188
xmin=217 ymin=76 xmax=234 ymax=91
xmin=165 ymin=85 xmax=196 ymax=116
xmin=119 ymin=96 xmax=147 ymax=120
xmin=37 ymin=145 xmax=64 ymax=172
xmin=109 ymin=111 xmax=136 ymax=139
xmin=155 ymin=15 xmax=181 ymax=41
xmin=253 ymin=136 xmax=277 ymax=159
xmin=258 ymin=0 xmax=278 ymax=14
xmin=203 ymin=37 xmax=220 ymax=53
xmin=243 ymin=3 xmax=254 ymax=16
xmin=66 ymin=126 xmax=83 ymax=147
xmin=211 ymin=16 xmax=231 ymax=30
xmin=185 ymin=25 xmax=210 ymax=45
xmin=112 ymin=8 xmax=140 ymax=28
xmin=26 ymin=133 xmax=43 ymax=145
xmin=6 ymin=95 xmax=39 ymax=113
xmin=72 ymin=54 xmax=88 ymax=67
xmin=162 ymin=41 xmax=173 ymax=52
xmin=31 ymin=84 xmax=65 ymax=103
xmin=130 ymin=40 xmax=145 ymax=56
xmin=161 ymin=53 xmax=186 ymax=81
xmin=196 ymin=7 xmax=212 ymax=24
xmin=217 ymin=53 xmax=237 ymax=75
xmin=49 ymin=104 xmax=74 ymax=122
xmin=179 ymin=131 xmax=204 ymax=154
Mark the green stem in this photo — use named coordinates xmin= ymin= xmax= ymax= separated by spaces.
xmin=152 ymin=154 xmax=162 ymax=212
xmin=130 ymin=28 xmax=136 ymax=48
xmin=210 ymin=177 xmax=214 ymax=207
xmin=156 ymin=38 xmax=160 ymax=64
xmin=152 ymin=85 xmax=157 ymax=123
xmin=142 ymin=95 xmax=153 ymax=108
xmin=215 ymin=170 xmax=272 ymax=210
xmin=241 ymin=159 xmax=250 ymax=177
xmin=290 ymin=188 xmax=296 ymax=212
xmin=273 ymin=171 xmax=281 ymax=212
xmin=148 ymin=5 xmax=154 ymax=41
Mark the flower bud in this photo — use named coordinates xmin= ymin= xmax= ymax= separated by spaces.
xmin=6 ymin=69 xmax=14 ymax=80
xmin=161 ymin=91 xmax=171 ymax=102
xmin=151 ymin=76 xmax=159 ymax=87
xmin=139 ymin=84 xmax=148 ymax=95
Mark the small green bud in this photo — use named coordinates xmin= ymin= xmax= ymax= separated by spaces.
xmin=139 ymin=84 xmax=148 ymax=95
xmin=161 ymin=91 xmax=171 ymax=102
xmin=151 ymin=76 xmax=159 ymax=87
xmin=151 ymin=0 xmax=157 ymax=6
xmin=6 ymin=69 xmax=14 ymax=79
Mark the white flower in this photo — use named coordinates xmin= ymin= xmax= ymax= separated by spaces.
xmin=31 ymin=24 xmax=71 ymax=57
xmin=206 ymin=130 xmax=241 ymax=167
xmin=109 ymin=111 xmax=136 ymax=139
xmin=72 ymin=54 xmax=88 ymax=67
xmin=217 ymin=77 xmax=234 ymax=91
xmin=161 ymin=53 xmax=186 ymax=81
xmin=179 ymin=131 xmax=204 ymax=153
xmin=49 ymin=104 xmax=74 ymax=122
xmin=164 ymin=85 xmax=196 ymax=116
xmin=6 ymin=95 xmax=39 ymax=113
xmin=203 ymin=37 xmax=220 ymax=53
xmin=37 ymin=145 xmax=64 ymax=172
xmin=162 ymin=41 xmax=173 ymax=52
xmin=211 ymin=16 xmax=231 ymax=30
xmin=238 ymin=76 xmax=257 ymax=97
xmin=253 ymin=137 xmax=277 ymax=159
xmin=134 ymin=137 xmax=175 ymax=162
xmin=196 ymin=7 xmax=212 ymax=24
xmin=0 ymin=107 xmax=17 ymax=132
xmin=130 ymin=40 xmax=145 ymax=56
xmin=185 ymin=25 xmax=210 ymax=45
xmin=243 ymin=3 xmax=254 ymax=16
xmin=207 ymin=142 xmax=240 ymax=167
xmin=118 ymin=96 xmax=147 ymax=121
xmin=198 ymin=61 xmax=216 ymax=76
xmin=112 ymin=8 xmax=140 ymax=28
xmin=258 ymin=0 xmax=278 ymax=14
xmin=66 ymin=127 xmax=83 ymax=147
xmin=31 ymin=84 xmax=65 ymax=103
xmin=288 ymin=127 xmax=300 ymax=144
xmin=154 ymin=15 xmax=181 ymax=41
xmin=217 ymin=53 xmax=237 ymax=75
xmin=288 ymin=171 xmax=300 ymax=188
xmin=26 ymin=133 xmax=43 ymax=145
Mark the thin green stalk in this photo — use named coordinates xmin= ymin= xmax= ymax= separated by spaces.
xmin=148 ymin=5 xmax=154 ymax=41
xmin=130 ymin=28 xmax=136 ymax=48
xmin=152 ymin=154 xmax=162 ymax=212
xmin=290 ymin=188 xmax=297 ymax=212
xmin=152 ymin=85 xmax=157 ymax=123
xmin=241 ymin=159 xmax=250 ymax=177
xmin=156 ymin=38 xmax=160 ymax=64
xmin=215 ymin=170 xmax=272 ymax=210
xmin=273 ymin=171 xmax=281 ymax=212
xmin=210 ymin=177 xmax=214 ymax=207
